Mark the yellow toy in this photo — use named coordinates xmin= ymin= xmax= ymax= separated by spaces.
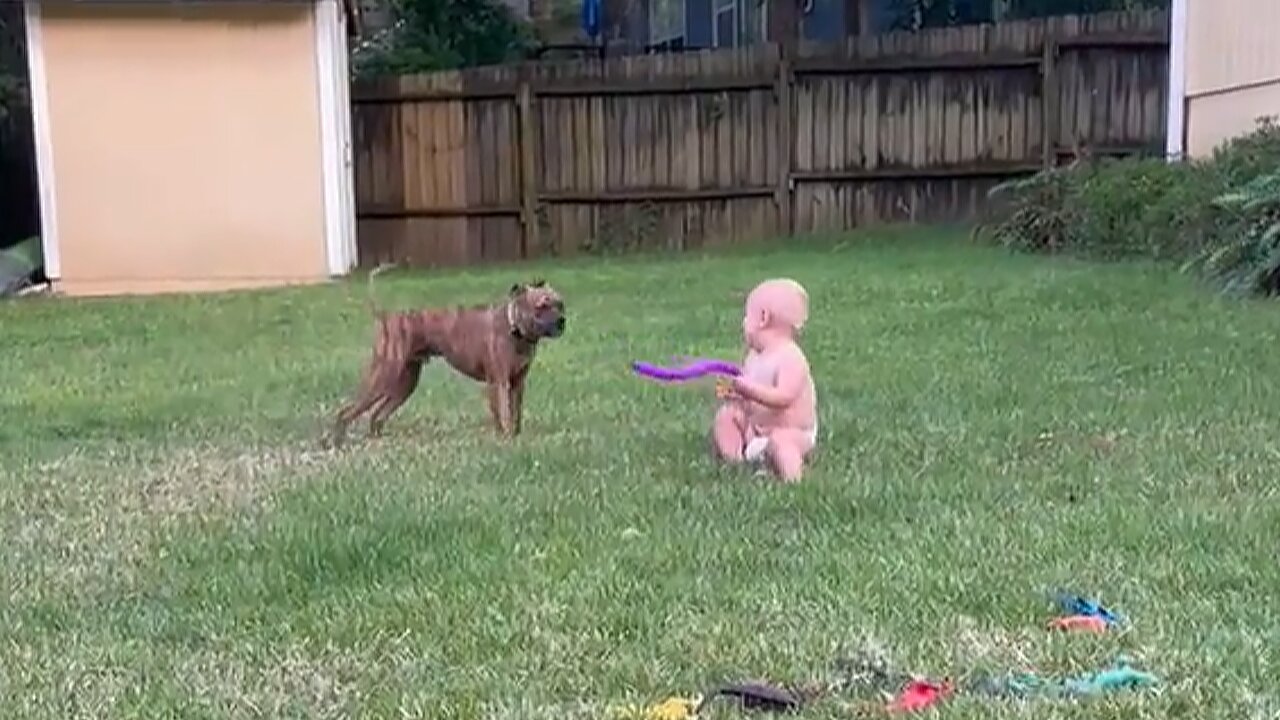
xmin=609 ymin=695 xmax=701 ymax=720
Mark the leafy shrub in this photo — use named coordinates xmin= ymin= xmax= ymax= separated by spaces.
xmin=1182 ymin=171 xmax=1280 ymax=297
xmin=352 ymin=0 xmax=533 ymax=78
xmin=1071 ymin=157 xmax=1226 ymax=260
xmin=1207 ymin=116 xmax=1280 ymax=186
xmin=980 ymin=154 xmax=1231 ymax=260
xmin=978 ymin=117 xmax=1280 ymax=296
xmin=978 ymin=165 xmax=1080 ymax=253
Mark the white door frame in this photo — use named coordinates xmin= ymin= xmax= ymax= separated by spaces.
xmin=314 ymin=0 xmax=358 ymax=276
xmin=22 ymin=0 xmax=61 ymax=281
xmin=1165 ymin=0 xmax=1188 ymax=160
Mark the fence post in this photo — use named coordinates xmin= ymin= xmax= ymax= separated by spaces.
xmin=1040 ymin=38 xmax=1059 ymax=170
xmin=516 ymin=68 xmax=540 ymax=259
xmin=775 ymin=45 xmax=794 ymax=236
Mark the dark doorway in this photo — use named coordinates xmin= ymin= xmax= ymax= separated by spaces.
xmin=1 ymin=3 xmax=45 ymax=295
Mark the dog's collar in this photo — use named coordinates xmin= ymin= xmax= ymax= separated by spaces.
xmin=505 ymin=301 xmax=531 ymax=342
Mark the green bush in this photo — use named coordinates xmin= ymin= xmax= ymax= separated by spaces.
xmin=1073 ymin=157 xmax=1226 ymax=260
xmin=352 ymin=0 xmax=533 ymax=78
xmin=1207 ymin=116 xmax=1280 ymax=186
xmin=1183 ymin=171 xmax=1280 ymax=297
xmin=978 ymin=118 xmax=1280 ymax=297
xmin=979 ymin=165 xmax=1080 ymax=254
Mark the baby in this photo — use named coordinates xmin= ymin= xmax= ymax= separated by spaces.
xmin=712 ymin=278 xmax=818 ymax=482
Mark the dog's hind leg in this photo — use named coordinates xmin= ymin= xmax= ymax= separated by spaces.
xmin=329 ymin=364 xmax=391 ymax=446
xmin=331 ymin=391 xmax=382 ymax=447
xmin=368 ymin=362 xmax=422 ymax=437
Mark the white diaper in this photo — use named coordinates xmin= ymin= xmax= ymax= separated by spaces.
xmin=743 ymin=424 xmax=818 ymax=464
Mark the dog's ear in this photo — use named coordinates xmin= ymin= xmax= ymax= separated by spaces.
xmin=509 ymin=283 xmax=524 ymax=297
xmin=530 ymin=278 xmax=546 ymax=288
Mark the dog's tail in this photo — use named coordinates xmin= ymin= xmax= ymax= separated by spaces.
xmin=365 ymin=262 xmax=396 ymax=317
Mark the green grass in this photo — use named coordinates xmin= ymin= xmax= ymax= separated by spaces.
xmin=1 ymin=229 xmax=1278 ymax=719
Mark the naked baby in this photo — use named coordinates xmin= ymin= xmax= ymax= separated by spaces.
xmin=712 ymin=278 xmax=818 ymax=482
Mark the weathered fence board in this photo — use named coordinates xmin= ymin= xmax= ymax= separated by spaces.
xmin=352 ymin=9 xmax=1169 ymax=268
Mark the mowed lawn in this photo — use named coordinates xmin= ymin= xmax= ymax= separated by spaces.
xmin=1 ymin=230 xmax=1278 ymax=719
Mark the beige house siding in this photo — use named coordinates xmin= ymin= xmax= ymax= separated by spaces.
xmin=1187 ymin=81 xmax=1280 ymax=159
xmin=1181 ymin=0 xmax=1280 ymax=157
xmin=35 ymin=2 xmax=331 ymax=296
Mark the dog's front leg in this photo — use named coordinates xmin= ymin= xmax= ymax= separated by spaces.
xmin=488 ymin=381 xmax=515 ymax=437
xmin=508 ymin=367 xmax=531 ymax=435
xmin=510 ymin=378 xmax=525 ymax=435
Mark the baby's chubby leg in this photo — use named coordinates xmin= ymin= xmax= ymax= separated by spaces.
xmin=765 ymin=427 xmax=815 ymax=483
xmin=711 ymin=401 xmax=748 ymax=463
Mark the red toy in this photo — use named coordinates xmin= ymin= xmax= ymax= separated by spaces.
xmin=886 ymin=679 xmax=953 ymax=713
xmin=1048 ymin=614 xmax=1108 ymax=633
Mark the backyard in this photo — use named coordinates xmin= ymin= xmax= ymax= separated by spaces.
xmin=1 ymin=229 xmax=1277 ymax=719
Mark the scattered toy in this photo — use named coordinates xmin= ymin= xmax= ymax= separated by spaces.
xmin=610 ymin=695 xmax=702 ymax=720
xmin=609 ymin=595 xmax=1154 ymax=718
xmin=970 ymin=670 xmax=1048 ymax=699
xmin=885 ymin=678 xmax=953 ymax=713
xmin=1061 ymin=656 xmax=1160 ymax=696
xmin=632 ymin=358 xmax=741 ymax=383
xmin=697 ymin=682 xmax=803 ymax=714
xmin=1047 ymin=614 xmax=1108 ymax=633
xmin=1053 ymin=591 xmax=1123 ymax=628
xmin=973 ymin=656 xmax=1159 ymax=700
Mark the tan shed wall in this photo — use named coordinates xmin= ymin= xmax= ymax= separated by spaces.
xmin=1182 ymin=0 xmax=1280 ymax=157
xmin=1185 ymin=0 xmax=1280 ymax=97
xmin=38 ymin=2 xmax=329 ymax=296
xmin=1186 ymin=79 xmax=1280 ymax=158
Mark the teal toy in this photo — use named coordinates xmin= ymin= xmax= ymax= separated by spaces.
xmin=1061 ymin=656 xmax=1160 ymax=696
xmin=974 ymin=656 xmax=1160 ymax=699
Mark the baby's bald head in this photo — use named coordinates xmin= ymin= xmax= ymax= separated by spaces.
xmin=742 ymin=278 xmax=809 ymax=350
xmin=747 ymin=278 xmax=809 ymax=332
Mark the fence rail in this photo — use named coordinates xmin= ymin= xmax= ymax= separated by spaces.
xmin=352 ymin=9 xmax=1170 ymax=267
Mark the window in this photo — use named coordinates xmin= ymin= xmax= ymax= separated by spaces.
xmin=650 ymin=0 xmax=686 ymax=47
xmin=748 ymin=0 xmax=768 ymax=45
xmin=713 ymin=0 xmax=737 ymax=47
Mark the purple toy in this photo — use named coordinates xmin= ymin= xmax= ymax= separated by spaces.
xmin=632 ymin=358 xmax=741 ymax=383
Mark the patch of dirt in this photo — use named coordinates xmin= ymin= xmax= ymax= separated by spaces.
xmin=134 ymin=443 xmax=337 ymax=518
xmin=177 ymin=643 xmax=360 ymax=719
xmin=5 ymin=442 xmax=345 ymax=606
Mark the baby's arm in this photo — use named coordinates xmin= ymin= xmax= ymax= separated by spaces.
xmin=731 ymin=347 xmax=810 ymax=410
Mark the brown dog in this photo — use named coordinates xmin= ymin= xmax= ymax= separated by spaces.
xmin=328 ymin=266 xmax=566 ymax=445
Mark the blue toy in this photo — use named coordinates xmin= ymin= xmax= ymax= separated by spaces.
xmin=1053 ymin=590 xmax=1125 ymax=628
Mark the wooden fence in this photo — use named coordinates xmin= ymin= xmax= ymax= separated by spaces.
xmin=352 ymin=9 xmax=1169 ymax=267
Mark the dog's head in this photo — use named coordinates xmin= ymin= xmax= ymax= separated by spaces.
xmin=507 ymin=279 xmax=566 ymax=341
